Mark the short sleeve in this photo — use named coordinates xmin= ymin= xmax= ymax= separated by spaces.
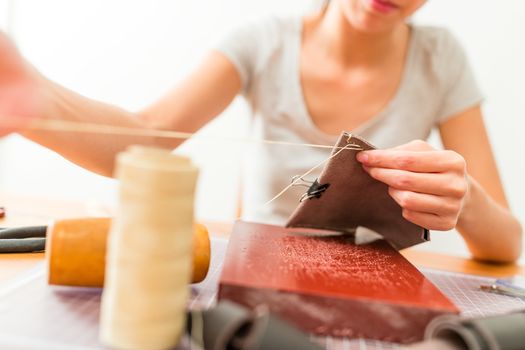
xmin=435 ymin=30 xmax=484 ymax=124
xmin=213 ymin=17 xmax=281 ymax=96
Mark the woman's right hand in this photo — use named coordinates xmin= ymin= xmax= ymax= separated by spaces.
xmin=0 ymin=32 xmax=41 ymax=136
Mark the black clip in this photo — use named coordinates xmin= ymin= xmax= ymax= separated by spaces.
xmin=301 ymin=179 xmax=330 ymax=201
xmin=292 ymin=175 xmax=330 ymax=202
xmin=291 ymin=176 xmax=330 ymax=202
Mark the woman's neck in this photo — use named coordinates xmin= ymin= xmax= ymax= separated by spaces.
xmin=309 ymin=5 xmax=409 ymax=67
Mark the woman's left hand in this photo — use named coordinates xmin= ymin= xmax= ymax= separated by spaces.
xmin=356 ymin=140 xmax=469 ymax=231
xmin=0 ymin=32 xmax=40 ymax=136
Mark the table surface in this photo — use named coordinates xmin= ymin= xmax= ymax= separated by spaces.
xmin=1 ymin=192 xmax=524 ymax=285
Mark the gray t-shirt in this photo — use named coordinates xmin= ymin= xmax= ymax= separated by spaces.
xmin=215 ymin=16 xmax=483 ymax=225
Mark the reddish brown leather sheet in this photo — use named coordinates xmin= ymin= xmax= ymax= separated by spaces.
xmin=219 ymin=221 xmax=458 ymax=343
xmin=287 ymin=132 xmax=429 ymax=250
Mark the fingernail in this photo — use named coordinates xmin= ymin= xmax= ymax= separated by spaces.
xmin=357 ymin=152 xmax=368 ymax=163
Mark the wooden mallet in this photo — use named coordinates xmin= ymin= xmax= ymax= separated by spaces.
xmin=46 ymin=217 xmax=211 ymax=287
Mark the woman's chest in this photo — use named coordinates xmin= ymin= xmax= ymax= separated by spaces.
xmin=300 ymin=63 xmax=405 ymax=135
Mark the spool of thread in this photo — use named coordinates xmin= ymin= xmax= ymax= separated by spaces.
xmin=46 ymin=218 xmax=210 ymax=287
xmin=100 ymin=146 xmax=199 ymax=350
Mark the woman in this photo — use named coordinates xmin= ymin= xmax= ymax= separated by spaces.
xmin=0 ymin=0 xmax=521 ymax=262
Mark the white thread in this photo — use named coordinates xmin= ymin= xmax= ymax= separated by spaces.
xmin=264 ymin=140 xmax=362 ymax=205
xmin=22 ymin=118 xmax=342 ymax=150
xmin=99 ymin=147 xmax=197 ymax=349
xmin=2 ymin=118 xmax=366 ymax=211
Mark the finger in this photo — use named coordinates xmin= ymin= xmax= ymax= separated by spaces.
xmin=0 ymin=33 xmax=26 ymax=80
xmin=365 ymin=167 xmax=467 ymax=198
xmin=402 ymin=209 xmax=457 ymax=231
xmin=388 ymin=188 xmax=460 ymax=217
xmin=0 ymin=83 xmax=39 ymax=134
xmin=357 ymin=149 xmax=465 ymax=173
xmin=391 ymin=140 xmax=434 ymax=152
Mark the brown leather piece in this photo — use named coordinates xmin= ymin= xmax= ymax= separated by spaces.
xmin=219 ymin=221 xmax=459 ymax=343
xmin=286 ymin=132 xmax=429 ymax=250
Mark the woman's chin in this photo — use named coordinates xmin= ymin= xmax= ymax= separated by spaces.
xmin=350 ymin=17 xmax=398 ymax=34
xmin=343 ymin=0 xmax=404 ymax=34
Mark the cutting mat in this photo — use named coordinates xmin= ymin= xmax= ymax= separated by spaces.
xmin=0 ymin=238 xmax=523 ymax=350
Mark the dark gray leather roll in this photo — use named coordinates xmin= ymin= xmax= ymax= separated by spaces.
xmin=187 ymin=301 xmax=322 ymax=350
xmin=465 ymin=312 xmax=525 ymax=350
xmin=406 ymin=310 xmax=525 ymax=350
xmin=0 ymin=226 xmax=47 ymax=253
xmin=0 ymin=237 xmax=46 ymax=252
xmin=0 ymin=226 xmax=47 ymax=239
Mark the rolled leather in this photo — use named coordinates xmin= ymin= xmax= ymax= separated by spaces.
xmin=406 ymin=310 xmax=525 ymax=350
xmin=187 ymin=301 xmax=323 ymax=350
xmin=426 ymin=311 xmax=525 ymax=350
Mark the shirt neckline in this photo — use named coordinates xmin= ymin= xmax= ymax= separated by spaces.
xmin=293 ymin=17 xmax=418 ymax=144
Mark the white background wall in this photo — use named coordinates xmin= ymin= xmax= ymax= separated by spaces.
xmin=413 ymin=2 xmax=525 ymax=260
xmin=1 ymin=0 xmax=524 ymax=261
xmin=0 ymin=0 xmax=314 ymax=219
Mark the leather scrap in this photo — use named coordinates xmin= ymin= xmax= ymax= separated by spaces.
xmin=286 ymin=131 xmax=429 ymax=250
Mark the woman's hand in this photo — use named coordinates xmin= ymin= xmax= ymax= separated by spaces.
xmin=0 ymin=32 xmax=40 ymax=136
xmin=356 ymin=140 xmax=468 ymax=231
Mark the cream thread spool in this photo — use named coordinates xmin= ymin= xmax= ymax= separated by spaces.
xmin=100 ymin=146 xmax=198 ymax=350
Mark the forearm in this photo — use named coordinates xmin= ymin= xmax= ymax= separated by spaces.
xmin=16 ymin=51 xmax=242 ymax=177
xmin=457 ymin=175 xmax=522 ymax=263
xmin=21 ymin=76 xmax=180 ymax=177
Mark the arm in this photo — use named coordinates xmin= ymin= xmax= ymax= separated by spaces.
xmin=0 ymin=32 xmax=241 ymax=176
xmin=356 ymin=106 xmax=522 ymax=263
xmin=439 ymin=106 xmax=522 ymax=262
